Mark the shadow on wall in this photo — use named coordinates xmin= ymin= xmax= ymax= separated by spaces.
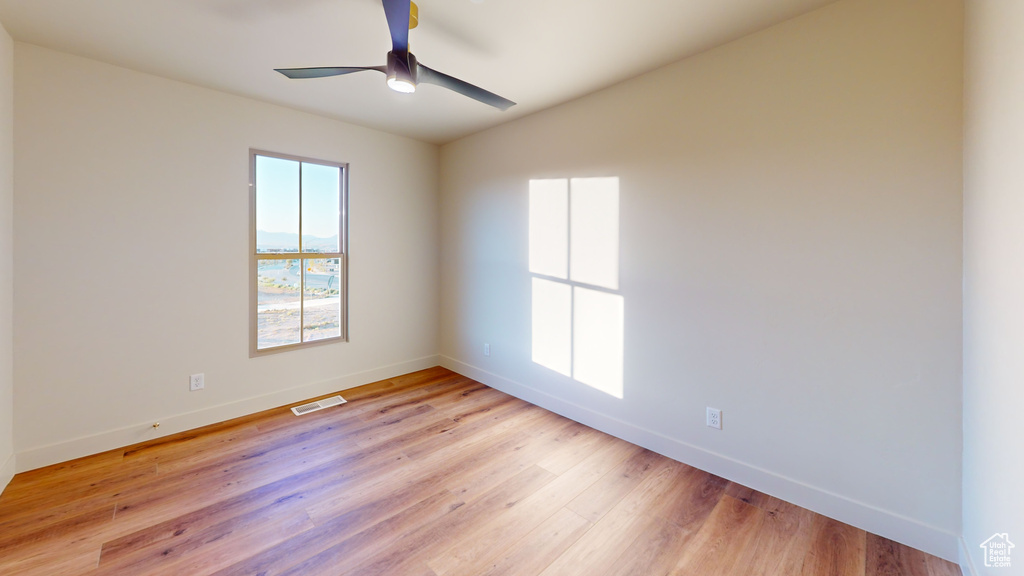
xmin=529 ymin=177 xmax=625 ymax=399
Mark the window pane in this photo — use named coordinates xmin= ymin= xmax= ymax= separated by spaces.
xmin=303 ymin=258 xmax=341 ymax=342
xmin=570 ymin=177 xmax=619 ymax=289
xmin=532 ymin=277 xmax=572 ymax=377
xmin=529 ymin=179 xmax=568 ymax=278
xmin=301 ymin=162 xmax=341 ymax=253
xmin=256 ymin=258 xmax=301 ymax=349
xmin=256 ymin=156 xmax=300 ymax=253
xmin=573 ymin=286 xmax=624 ymax=398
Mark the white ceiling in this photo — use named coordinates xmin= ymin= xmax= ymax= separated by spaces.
xmin=0 ymin=0 xmax=835 ymax=144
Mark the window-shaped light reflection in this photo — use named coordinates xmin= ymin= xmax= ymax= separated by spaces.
xmin=573 ymin=287 xmax=624 ymax=398
xmin=529 ymin=179 xmax=569 ymax=278
xmin=570 ymin=177 xmax=619 ymax=290
xmin=531 ymin=278 xmax=572 ymax=377
xmin=529 ymin=177 xmax=623 ymax=399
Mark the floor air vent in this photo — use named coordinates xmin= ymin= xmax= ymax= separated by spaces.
xmin=291 ymin=395 xmax=347 ymax=416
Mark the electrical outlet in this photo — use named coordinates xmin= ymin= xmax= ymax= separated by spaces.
xmin=706 ymin=407 xmax=722 ymax=429
xmin=190 ymin=373 xmax=205 ymax=391
xmin=484 ymin=343 xmax=491 ymax=357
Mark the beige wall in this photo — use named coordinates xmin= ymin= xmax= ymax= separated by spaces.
xmin=0 ymin=22 xmax=13 ymax=493
xmin=12 ymin=43 xmax=440 ymax=469
xmin=963 ymin=1 xmax=1024 ymax=574
xmin=440 ymin=0 xmax=963 ymax=559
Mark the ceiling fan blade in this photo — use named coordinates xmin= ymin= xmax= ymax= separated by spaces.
xmin=417 ymin=64 xmax=516 ymax=111
xmin=275 ymin=66 xmax=386 ymax=79
xmin=381 ymin=0 xmax=411 ymax=54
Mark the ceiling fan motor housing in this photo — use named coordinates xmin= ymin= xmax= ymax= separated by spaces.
xmin=387 ymin=50 xmax=418 ymax=92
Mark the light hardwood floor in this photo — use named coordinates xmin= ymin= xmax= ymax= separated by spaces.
xmin=0 ymin=367 xmax=961 ymax=575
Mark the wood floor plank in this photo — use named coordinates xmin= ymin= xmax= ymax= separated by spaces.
xmin=536 ymin=456 xmax=687 ymax=576
xmin=95 ymin=504 xmax=315 ymax=576
xmin=601 ymin=461 xmax=726 ymax=576
xmin=653 ymin=462 xmax=730 ymax=528
xmin=121 ymin=424 xmax=261 ymax=466
xmin=0 ymin=501 xmax=116 ymax=556
xmin=565 ymin=447 xmax=664 ymax=522
xmin=117 ymin=389 xmax=459 ymax=512
xmin=400 ymin=398 xmax=550 ymax=461
xmin=444 ymin=388 xmax=525 ymax=425
xmin=0 ymin=449 xmax=125 ymax=500
xmin=96 ymin=405 xmax=458 ymax=556
xmin=274 ymin=488 xmax=468 ymax=576
xmin=304 ymin=407 xmax=569 ymax=525
xmin=357 ymin=375 xmax=483 ymax=423
xmin=799 ymin=515 xmax=868 ymax=576
xmin=748 ymin=496 xmax=817 ymax=576
xmin=108 ymin=415 xmax=419 ymax=532
xmin=427 ymin=438 xmax=642 ymax=576
xmin=0 ymin=460 xmax=155 ymax=559
xmin=0 ymin=497 xmax=117 ymax=550
xmin=0 ymin=539 xmax=101 ymax=575
xmin=250 ymin=367 xmax=451 ymax=435
xmin=353 ymin=408 xmax=459 ymax=449
xmin=0 ymin=367 xmax=959 ymax=576
xmin=86 ymin=453 xmax=407 ymax=570
xmin=866 ymin=533 xmax=930 ymax=576
xmin=477 ymin=507 xmax=593 ymax=576
xmin=0 ymin=460 xmax=157 ymax=515
xmin=535 ymin=424 xmax=614 ymax=476
xmin=725 ymin=480 xmax=775 ymax=510
xmin=154 ymin=410 xmax=369 ymax=475
xmin=668 ymin=495 xmax=766 ymax=576
xmin=925 ymin=555 xmax=963 ymax=576
xmin=285 ymin=465 xmax=558 ymax=576
xmin=211 ymin=489 xmax=468 ymax=576
xmin=386 ymin=366 xmax=461 ymax=390
xmin=441 ymin=419 xmax=605 ymax=503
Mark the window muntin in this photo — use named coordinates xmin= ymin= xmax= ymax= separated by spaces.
xmin=251 ymin=150 xmax=347 ymax=354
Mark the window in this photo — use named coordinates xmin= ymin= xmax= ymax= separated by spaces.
xmin=529 ymin=177 xmax=624 ymax=398
xmin=250 ymin=150 xmax=347 ymax=355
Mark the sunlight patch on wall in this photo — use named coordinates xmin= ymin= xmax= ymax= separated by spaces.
xmin=531 ymin=278 xmax=572 ymax=377
xmin=529 ymin=177 xmax=624 ymax=398
xmin=573 ymin=286 xmax=624 ymax=397
xmin=570 ymin=177 xmax=619 ymax=290
xmin=529 ymin=179 xmax=568 ymax=279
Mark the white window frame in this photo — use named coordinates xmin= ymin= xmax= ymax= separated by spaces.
xmin=249 ymin=149 xmax=348 ymax=356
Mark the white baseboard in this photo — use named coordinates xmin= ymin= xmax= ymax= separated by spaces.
xmin=959 ymin=536 xmax=978 ymax=576
xmin=15 ymin=355 xmax=440 ymax=473
xmin=440 ymin=355 xmax=961 ymax=563
xmin=0 ymin=451 xmax=14 ymax=495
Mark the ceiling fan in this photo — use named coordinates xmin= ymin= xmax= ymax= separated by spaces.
xmin=275 ymin=0 xmax=516 ymax=111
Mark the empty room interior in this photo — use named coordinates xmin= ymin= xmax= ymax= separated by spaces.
xmin=0 ymin=0 xmax=1020 ymax=574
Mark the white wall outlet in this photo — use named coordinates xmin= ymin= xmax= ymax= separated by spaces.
xmin=484 ymin=343 xmax=490 ymax=357
xmin=706 ymin=407 xmax=722 ymax=429
xmin=190 ymin=373 xmax=205 ymax=391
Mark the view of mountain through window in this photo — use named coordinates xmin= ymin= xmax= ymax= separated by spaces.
xmin=252 ymin=151 xmax=347 ymax=353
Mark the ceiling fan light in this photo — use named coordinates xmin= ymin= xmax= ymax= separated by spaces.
xmin=386 ymin=51 xmax=418 ymax=94
xmin=387 ymin=76 xmax=416 ymax=93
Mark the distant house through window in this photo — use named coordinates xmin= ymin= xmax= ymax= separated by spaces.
xmin=529 ymin=177 xmax=624 ymax=398
xmin=250 ymin=150 xmax=347 ymax=355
